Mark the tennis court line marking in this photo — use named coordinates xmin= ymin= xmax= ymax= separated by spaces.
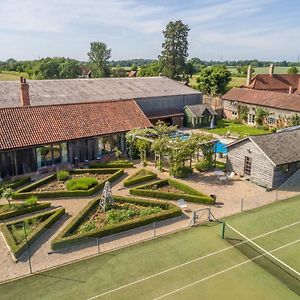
xmin=153 ymin=239 xmax=300 ymax=300
xmin=86 ymin=220 xmax=300 ymax=300
xmin=153 ymin=238 xmax=300 ymax=300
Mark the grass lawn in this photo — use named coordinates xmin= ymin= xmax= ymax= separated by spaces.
xmin=0 ymin=71 xmax=31 ymax=81
xmin=203 ymin=119 xmax=269 ymax=137
xmin=228 ymin=76 xmax=246 ymax=88
xmin=1 ymin=196 xmax=300 ymax=299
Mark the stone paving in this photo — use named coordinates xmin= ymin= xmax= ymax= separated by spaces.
xmin=0 ymin=164 xmax=299 ymax=283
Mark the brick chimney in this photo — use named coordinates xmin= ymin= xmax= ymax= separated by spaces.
xmin=246 ymin=66 xmax=252 ymax=86
xmin=20 ymin=77 xmax=30 ymax=106
xmin=269 ymin=64 xmax=274 ymax=77
xmin=289 ymin=86 xmax=294 ymax=94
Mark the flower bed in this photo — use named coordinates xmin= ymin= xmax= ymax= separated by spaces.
xmin=123 ymin=169 xmax=157 ymax=187
xmin=0 ymin=202 xmax=51 ymax=221
xmin=1 ymin=207 xmax=65 ymax=260
xmin=51 ymin=195 xmax=182 ymax=250
xmin=129 ymin=178 xmax=215 ymax=204
xmin=12 ymin=168 xmax=124 ymax=199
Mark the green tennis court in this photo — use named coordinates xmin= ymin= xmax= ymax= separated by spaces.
xmin=1 ymin=196 xmax=300 ymax=300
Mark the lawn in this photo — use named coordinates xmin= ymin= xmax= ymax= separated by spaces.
xmin=204 ymin=119 xmax=269 ymax=137
xmin=1 ymin=196 xmax=300 ymax=299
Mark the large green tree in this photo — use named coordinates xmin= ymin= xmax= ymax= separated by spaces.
xmin=59 ymin=59 xmax=80 ymax=79
xmin=159 ymin=20 xmax=190 ymax=80
xmin=87 ymin=42 xmax=111 ymax=77
xmin=197 ymin=65 xmax=231 ymax=96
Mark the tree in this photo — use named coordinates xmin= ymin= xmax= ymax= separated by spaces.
xmin=138 ymin=61 xmax=163 ymax=77
xmin=87 ymin=42 xmax=111 ymax=77
xmin=111 ymin=65 xmax=127 ymax=77
xmin=197 ymin=65 xmax=231 ymax=96
xmin=59 ymin=59 xmax=80 ymax=79
xmin=2 ymin=188 xmax=13 ymax=206
xmin=287 ymin=66 xmax=299 ymax=74
xmin=159 ymin=20 xmax=190 ymax=80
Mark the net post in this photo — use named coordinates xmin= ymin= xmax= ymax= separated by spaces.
xmin=221 ymin=222 xmax=225 ymax=239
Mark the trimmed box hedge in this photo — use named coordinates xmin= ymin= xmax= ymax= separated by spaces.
xmin=89 ymin=161 xmax=134 ymax=169
xmin=51 ymin=195 xmax=182 ymax=250
xmin=1 ymin=207 xmax=65 ymax=260
xmin=0 ymin=176 xmax=31 ymax=193
xmin=0 ymin=202 xmax=51 ymax=221
xmin=12 ymin=168 xmax=124 ymax=199
xmin=123 ymin=169 xmax=157 ymax=187
xmin=129 ymin=178 xmax=215 ymax=205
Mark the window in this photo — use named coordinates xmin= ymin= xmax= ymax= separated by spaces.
xmin=248 ymin=114 xmax=255 ymax=124
xmin=267 ymin=117 xmax=276 ymax=125
xmin=244 ymin=156 xmax=252 ymax=175
xmin=232 ymin=111 xmax=238 ymax=116
xmin=36 ymin=143 xmax=68 ymax=168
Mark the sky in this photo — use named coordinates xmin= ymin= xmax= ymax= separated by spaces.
xmin=0 ymin=0 xmax=300 ymax=62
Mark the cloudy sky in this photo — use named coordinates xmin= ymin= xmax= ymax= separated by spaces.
xmin=0 ymin=0 xmax=299 ymax=61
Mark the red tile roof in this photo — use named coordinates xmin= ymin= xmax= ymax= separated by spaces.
xmin=243 ymin=74 xmax=300 ymax=94
xmin=0 ymin=99 xmax=152 ymax=151
xmin=222 ymin=88 xmax=300 ymax=112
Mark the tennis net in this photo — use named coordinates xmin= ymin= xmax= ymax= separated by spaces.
xmin=222 ymin=222 xmax=300 ymax=295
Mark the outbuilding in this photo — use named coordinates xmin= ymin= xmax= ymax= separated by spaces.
xmin=183 ymin=104 xmax=217 ymax=128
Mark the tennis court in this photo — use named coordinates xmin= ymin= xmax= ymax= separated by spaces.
xmin=1 ymin=196 xmax=300 ymax=300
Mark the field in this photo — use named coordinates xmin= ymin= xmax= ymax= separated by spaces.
xmin=1 ymin=194 xmax=299 ymax=300
xmin=0 ymin=71 xmax=31 ymax=81
xmin=227 ymin=66 xmax=290 ymax=75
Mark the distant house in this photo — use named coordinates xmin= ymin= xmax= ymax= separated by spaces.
xmin=221 ymin=64 xmax=300 ymax=127
xmin=226 ymin=129 xmax=300 ymax=189
xmin=183 ymin=104 xmax=217 ymax=128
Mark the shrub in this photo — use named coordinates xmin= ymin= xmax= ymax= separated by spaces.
xmin=66 ymin=177 xmax=98 ymax=191
xmin=57 ymin=170 xmax=70 ymax=181
xmin=176 ymin=166 xmax=193 ymax=178
xmin=24 ymin=196 xmax=38 ymax=206
xmin=194 ymin=160 xmax=213 ymax=172
xmin=89 ymin=160 xmax=134 ymax=169
xmin=123 ymin=169 xmax=157 ymax=187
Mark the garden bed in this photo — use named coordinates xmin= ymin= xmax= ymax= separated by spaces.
xmin=12 ymin=168 xmax=124 ymax=199
xmin=0 ymin=202 xmax=51 ymax=221
xmin=123 ymin=169 xmax=157 ymax=187
xmin=0 ymin=176 xmax=31 ymax=193
xmin=1 ymin=207 xmax=65 ymax=260
xmin=51 ymin=195 xmax=181 ymax=250
xmin=130 ymin=179 xmax=215 ymax=204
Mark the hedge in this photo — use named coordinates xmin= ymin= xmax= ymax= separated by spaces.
xmin=0 ymin=202 xmax=51 ymax=221
xmin=123 ymin=169 xmax=157 ymax=187
xmin=1 ymin=207 xmax=65 ymax=260
xmin=129 ymin=179 xmax=215 ymax=205
xmin=0 ymin=176 xmax=31 ymax=193
xmin=12 ymin=168 xmax=124 ymax=199
xmin=89 ymin=161 xmax=134 ymax=169
xmin=51 ymin=195 xmax=182 ymax=250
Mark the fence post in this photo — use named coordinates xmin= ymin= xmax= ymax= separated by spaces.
xmin=24 ymin=225 xmax=32 ymax=274
xmin=153 ymin=222 xmax=156 ymax=238
xmin=221 ymin=222 xmax=226 ymax=239
xmin=208 ymin=208 xmax=211 ymax=222
xmin=97 ymin=238 xmax=100 ymax=254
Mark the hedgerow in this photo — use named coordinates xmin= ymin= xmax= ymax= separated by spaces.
xmin=123 ymin=169 xmax=157 ymax=187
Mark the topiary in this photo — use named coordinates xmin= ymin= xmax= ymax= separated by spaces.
xmin=57 ymin=171 xmax=70 ymax=181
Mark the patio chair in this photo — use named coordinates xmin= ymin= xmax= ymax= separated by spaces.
xmin=177 ymin=199 xmax=188 ymax=209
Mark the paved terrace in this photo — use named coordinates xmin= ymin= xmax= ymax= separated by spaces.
xmin=0 ymin=163 xmax=299 ymax=283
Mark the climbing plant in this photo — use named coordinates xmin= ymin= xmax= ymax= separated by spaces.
xmin=237 ymin=105 xmax=249 ymax=122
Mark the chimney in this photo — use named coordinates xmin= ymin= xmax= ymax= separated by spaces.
xmin=269 ymin=64 xmax=274 ymax=77
xmin=20 ymin=77 xmax=30 ymax=106
xmin=246 ymin=66 xmax=252 ymax=86
xmin=87 ymin=71 xmax=92 ymax=78
xmin=289 ymin=86 xmax=294 ymax=94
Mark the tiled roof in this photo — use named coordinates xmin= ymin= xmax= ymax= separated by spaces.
xmin=251 ymin=130 xmax=300 ymax=165
xmin=243 ymin=74 xmax=300 ymax=94
xmin=222 ymin=88 xmax=300 ymax=112
xmin=0 ymin=77 xmax=201 ymax=108
xmin=184 ymin=104 xmax=217 ymax=117
xmin=228 ymin=128 xmax=300 ymax=165
xmin=0 ymin=99 xmax=152 ymax=151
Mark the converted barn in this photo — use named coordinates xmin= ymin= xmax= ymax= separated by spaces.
xmin=0 ymin=99 xmax=151 ymax=178
xmin=0 ymin=76 xmax=202 ymax=127
xmin=226 ymin=128 xmax=300 ymax=189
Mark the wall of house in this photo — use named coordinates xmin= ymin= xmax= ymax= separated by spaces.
xmin=226 ymin=139 xmax=275 ymax=188
xmin=136 ymin=94 xmax=202 ymax=115
xmin=222 ymin=99 xmax=298 ymax=126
